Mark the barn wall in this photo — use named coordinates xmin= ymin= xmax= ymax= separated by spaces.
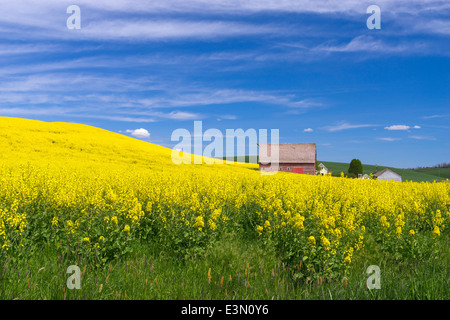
xmin=259 ymin=163 xmax=315 ymax=175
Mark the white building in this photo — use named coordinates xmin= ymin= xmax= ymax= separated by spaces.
xmin=373 ymin=168 xmax=402 ymax=182
xmin=317 ymin=163 xmax=329 ymax=175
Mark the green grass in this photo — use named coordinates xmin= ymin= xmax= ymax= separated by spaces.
xmin=1 ymin=232 xmax=448 ymax=300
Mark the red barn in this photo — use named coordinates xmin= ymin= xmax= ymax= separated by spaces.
xmin=258 ymin=143 xmax=317 ymax=174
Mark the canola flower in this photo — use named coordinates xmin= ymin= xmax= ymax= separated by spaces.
xmin=0 ymin=117 xmax=448 ymax=274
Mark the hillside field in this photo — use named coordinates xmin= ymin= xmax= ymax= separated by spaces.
xmin=0 ymin=117 xmax=448 ymax=301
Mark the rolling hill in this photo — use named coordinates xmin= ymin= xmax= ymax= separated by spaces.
xmin=0 ymin=116 xmax=256 ymax=173
xmin=1 ymin=117 xmax=446 ymax=182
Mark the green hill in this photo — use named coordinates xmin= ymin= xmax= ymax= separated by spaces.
xmin=314 ymin=161 xmax=448 ymax=182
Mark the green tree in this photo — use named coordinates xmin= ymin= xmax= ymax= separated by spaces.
xmin=348 ymin=159 xmax=363 ymax=177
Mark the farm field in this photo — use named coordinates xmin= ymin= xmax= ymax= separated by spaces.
xmin=0 ymin=117 xmax=449 ymax=300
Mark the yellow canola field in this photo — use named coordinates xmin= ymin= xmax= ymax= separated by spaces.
xmin=0 ymin=117 xmax=449 ymax=275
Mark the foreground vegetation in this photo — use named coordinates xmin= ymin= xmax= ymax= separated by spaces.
xmin=1 ymin=232 xmax=448 ymax=300
xmin=0 ymin=117 xmax=449 ymax=300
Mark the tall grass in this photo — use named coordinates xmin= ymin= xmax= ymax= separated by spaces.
xmin=1 ymin=232 xmax=448 ymax=300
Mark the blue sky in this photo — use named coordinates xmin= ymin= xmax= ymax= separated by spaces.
xmin=0 ymin=0 xmax=448 ymax=168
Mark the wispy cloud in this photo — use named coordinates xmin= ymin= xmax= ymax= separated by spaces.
xmin=423 ymin=114 xmax=450 ymax=119
xmin=216 ymin=115 xmax=238 ymax=121
xmin=1 ymin=1 xmax=448 ymax=43
xmin=79 ymin=19 xmax=282 ymax=41
xmin=378 ymin=137 xmax=402 ymax=141
xmin=303 ymin=128 xmax=314 ymax=132
xmin=409 ymin=135 xmax=437 ymax=140
xmin=315 ymin=35 xmax=432 ymax=55
xmin=36 ymin=0 xmax=450 ymax=17
xmin=323 ymin=122 xmax=377 ymax=132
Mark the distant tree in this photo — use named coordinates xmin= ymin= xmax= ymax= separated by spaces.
xmin=348 ymin=159 xmax=363 ymax=176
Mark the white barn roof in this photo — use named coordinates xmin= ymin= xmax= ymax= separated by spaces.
xmin=373 ymin=168 xmax=401 ymax=177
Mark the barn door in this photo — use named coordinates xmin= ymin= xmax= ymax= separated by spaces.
xmin=293 ymin=168 xmax=303 ymax=174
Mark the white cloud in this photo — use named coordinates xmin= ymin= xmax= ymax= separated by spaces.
xmin=26 ymin=0 xmax=450 ymax=17
xmin=323 ymin=122 xmax=377 ymax=132
xmin=163 ymin=111 xmax=202 ymax=120
xmin=80 ymin=19 xmax=281 ymax=41
xmin=316 ymin=36 xmax=405 ymax=53
xmin=384 ymin=125 xmax=410 ymax=130
xmin=423 ymin=114 xmax=450 ymax=119
xmin=303 ymin=128 xmax=313 ymax=132
xmin=1 ymin=0 xmax=448 ymax=45
xmin=126 ymin=128 xmax=150 ymax=139
xmin=217 ymin=115 xmax=237 ymax=121
xmin=378 ymin=137 xmax=401 ymax=141
xmin=384 ymin=125 xmax=421 ymax=130
xmin=409 ymin=135 xmax=436 ymax=141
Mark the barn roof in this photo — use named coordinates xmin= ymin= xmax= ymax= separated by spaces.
xmin=373 ymin=168 xmax=401 ymax=177
xmin=258 ymin=143 xmax=316 ymax=164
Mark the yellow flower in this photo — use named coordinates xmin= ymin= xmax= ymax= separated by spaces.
xmin=321 ymin=235 xmax=331 ymax=250
xmin=208 ymin=219 xmax=217 ymax=231
xmin=292 ymin=214 xmax=305 ymax=231
xmin=344 ymin=255 xmax=351 ymax=264
xmin=123 ymin=224 xmax=130 ymax=232
xmin=380 ymin=216 xmax=390 ymax=228
xmin=395 ymin=226 xmax=402 ymax=238
xmin=51 ymin=216 xmax=58 ymax=227
xmin=99 ymin=236 xmax=105 ymax=241
xmin=193 ymin=216 xmax=204 ymax=231
xmin=432 ymin=226 xmax=440 ymax=238
xmin=211 ymin=209 xmax=221 ymax=221
xmin=308 ymin=236 xmax=316 ymax=246
xmin=256 ymin=225 xmax=263 ymax=236
xmin=83 ymin=237 xmax=90 ymax=243
xmin=111 ymin=216 xmax=118 ymax=225
xmin=409 ymin=229 xmax=415 ymax=236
